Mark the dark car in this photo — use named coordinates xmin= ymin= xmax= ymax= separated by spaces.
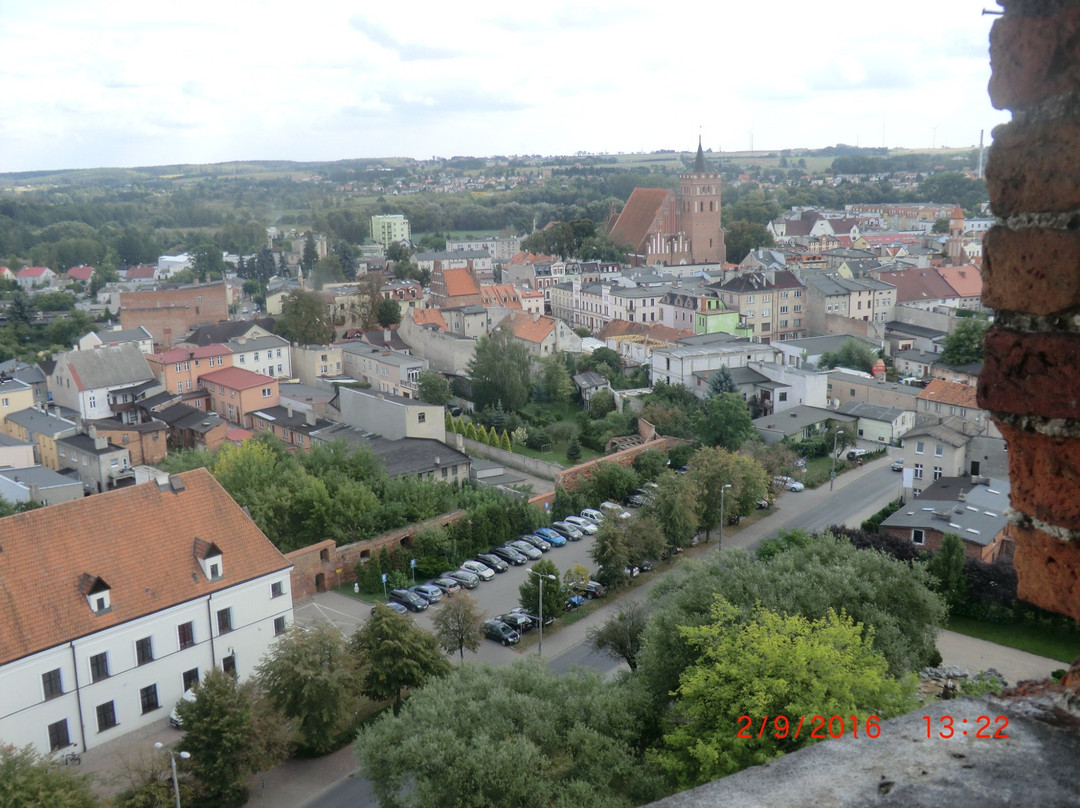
xmin=515 ymin=533 xmax=551 ymax=552
xmin=572 ymin=580 xmax=607 ymax=599
xmin=428 ymin=577 xmax=461 ymax=596
xmin=388 ymin=588 xmax=429 ymax=612
xmin=484 ymin=619 xmax=521 ymax=646
xmin=624 ymin=488 xmax=648 ymax=507
xmin=550 ymin=521 xmax=584 ymax=542
xmin=441 ymin=569 xmax=480 ymax=589
xmin=371 ymin=601 xmax=410 ymax=616
xmin=497 ymin=612 xmax=534 ymax=633
xmin=637 ymin=559 xmax=655 ymax=573
xmin=409 ymin=583 xmax=443 ymax=603
xmin=508 ymin=540 xmax=542 ymax=560
xmin=847 ymin=448 xmax=869 ymax=461
xmin=490 ymin=545 xmax=528 ymax=566
xmin=476 ymin=552 xmax=509 ymax=572
xmin=891 ymin=459 xmax=904 ymax=472
xmin=510 ymin=606 xmax=556 ymax=627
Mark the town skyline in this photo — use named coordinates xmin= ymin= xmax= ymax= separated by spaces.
xmin=1 ymin=0 xmax=1008 ymax=174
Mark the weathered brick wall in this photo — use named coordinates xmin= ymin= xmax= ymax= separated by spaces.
xmin=978 ymin=0 xmax=1080 ymax=620
xmin=555 ymin=436 xmax=691 ymax=491
xmin=119 ymin=284 xmax=229 ymax=349
xmin=285 ymin=509 xmax=467 ymax=601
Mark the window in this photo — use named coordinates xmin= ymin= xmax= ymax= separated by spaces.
xmin=209 ymin=562 xmax=220 ymax=579
xmin=914 ymin=463 xmax=924 ymax=480
xmin=933 ymin=466 xmax=943 ymax=481
xmin=778 ymin=392 xmax=788 ymax=402
xmin=48 ymin=719 xmax=70 ymax=751
xmin=274 ymin=616 xmax=287 ymax=636
xmin=935 ymin=443 xmax=944 ymax=457
xmin=222 ymin=655 xmax=237 ymax=676
xmin=89 ymin=652 xmax=109 ymax=682
xmin=96 ymin=701 xmax=118 ymax=732
xmin=177 ymin=622 xmax=195 ymax=650
xmin=239 ymin=355 xmax=245 ymax=364
xmin=42 ymin=668 xmax=63 ymax=700
xmin=182 ymin=668 xmax=200 ymax=692
xmin=217 ymin=607 xmax=233 ymax=634
xmin=915 ymin=441 xmax=925 ymax=455
xmin=261 ymin=388 xmax=272 ymax=398
xmin=253 ymin=351 xmax=260 ymax=360
xmin=417 ymin=412 xmax=426 ymax=423
xmin=276 ymin=349 xmax=282 ymax=358
xmin=88 ymin=394 xmax=96 ymax=409
xmin=912 ymin=529 xmax=925 ymax=546
xmin=271 ymin=581 xmax=284 ymax=598
xmin=1 ymin=397 xmax=8 ymax=407
xmin=136 ymin=637 xmax=153 ymax=665
xmin=139 ymin=684 xmax=160 ymax=714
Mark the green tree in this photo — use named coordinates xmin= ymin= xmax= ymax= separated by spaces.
xmin=176 ymin=669 xmax=259 ymax=808
xmin=8 ymin=289 xmax=33 ymax=327
xmin=939 ymin=318 xmax=990 ymax=365
xmin=356 ymin=661 xmax=664 ymax=808
xmin=589 ymin=388 xmax=616 ymax=417
xmin=375 ymin=297 xmax=401 ymax=328
xmin=351 ymin=604 xmax=451 ymax=714
xmin=707 ymin=366 xmax=739 ymax=396
xmin=385 ymin=242 xmax=411 ymax=262
xmin=539 ymin=355 xmax=574 ymax=404
xmin=653 ymin=600 xmax=917 ymax=787
xmin=587 ymin=601 xmax=649 ymax=671
xmin=331 ymin=239 xmax=359 ymax=280
xmin=302 ymin=232 xmax=319 ymax=272
xmin=648 ymin=472 xmax=700 ymax=549
xmin=632 ymin=448 xmax=669 ymax=481
xmin=273 ymin=289 xmax=336 ymax=345
xmin=191 ymin=244 xmax=224 ymax=281
xmin=254 ymin=623 xmax=364 ymax=754
xmin=697 ymin=392 xmax=753 ymax=450
xmin=724 ymin=220 xmax=776 ymax=264
xmin=817 ymin=338 xmax=878 ymax=372
xmin=931 ymin=217 xmax=950 ymax=233
xmin=432 ymin=592 xmax=484 ymax=660
xmin=518 ymin=557 xmax=563 ymax=619
xmin=89 ymin=265 xmax=120 ymax=295
xmin=928 ymin=533 xmax=969 ymax=612
xmin=311 ymin=255 xmax=345 ymax=290
xmin=467 ymin=329 xmax=532 ymax=412
xmin=688 ymin=447 xmax=768 ymax=543
xmin=566 ymin=436 xmax=582 ymax=462
xmin=0 ymin=744 xmax=101 ymax=808
xmin=417 ymin=369 xmax=452 ymax=405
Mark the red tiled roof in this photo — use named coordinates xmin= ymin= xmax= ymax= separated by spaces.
xmin=442 ymin=268 xmax=479 ymax=298
xmin=608 ymin=188 xmax=672 ymax=252
xmin=0 ymin=468 xmax=290 ymax=665
xmin=500 ymin=311 xmax=555 ymax=344
xmin=596 ymin=320 xmax=694 ymax=343
xmin=411 ymin=308 xmax=447 ymax=331
xmin=66 ymin=266 xmax=95 ymax=281
xmin=936 ymin=265 xmax=982 ymax=298
xmin=201 ymin=366 xmax=275 ymax=390
xmin=18 ymin=266 xmax=51 ymax=277
xmin=507 ymin=252 xmax=553 ymax=265
xmin=875 ymin=268 xmax=958 ymax=303
xmin=155 ymin=343 xmax=230 ymax=363
xmin=125 ymin=265 xmax=157 ymax=279
xmin=918 ymin=379 xmax=979 ymax=408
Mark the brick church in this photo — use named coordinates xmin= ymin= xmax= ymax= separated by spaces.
xmin=607 ymin=139 xmax=725 ymax=266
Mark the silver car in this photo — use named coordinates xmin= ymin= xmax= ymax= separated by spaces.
xmin=459 ymin=559 xmax=495 ymax=581
xmin=563 ymin=515 xmax=598 ymax=535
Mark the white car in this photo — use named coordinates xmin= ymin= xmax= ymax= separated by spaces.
xmin=580 ymin=508 xmax=605 ymax=525
xmin=773 ymin=476 xmax=805 ymax=492
xmin=459 ymin=560 xmax=495 ymax=581
xmin=564 ymin=515 xmax=598 ymax=535
xmin=600 ymin=501 xmax=632 ymax=520
xmin=169 ymin=688 xmax=196 ymax=728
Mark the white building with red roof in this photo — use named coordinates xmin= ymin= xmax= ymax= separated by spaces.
xmin=16 ymin=266 xmax=55 ymax=290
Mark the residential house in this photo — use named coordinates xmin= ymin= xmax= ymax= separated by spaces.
xmin=935 ymin=265 xmax=984 ymax=310
xmin=649 ymin=333 xmax=781 ymax=398
xmin=3 ymin=407 xmax=78 ymax=470
xmin=118 ymin=282 xmax=230 ymax=349
xmin=65 ymin=266 xmax=95 ymax=284
xmin=120 ymin=265 xmax=159 ymax=284
xmin=84 ymin=418 xmax=168 ymax=466
xmin=772 ymin=335 xmax=881 ymax=370
xmin=0 ymin=469 xmax=293 ymax=756
xmin=49 ymin=344 xmax=158 ymax=423
xmin=659 ymin=286 xmax=746 ymax=336
xmin=879 ymin=475 xmax=1011 ymax=561
xmin=225 ymin=334 xmax=292 ymax=379
xmin=0 ymin=433 xmax=36 ymax=468
xmin=0 ymin=378 xmax=36 ymax=427
xmin=884 ymin=321 xmax=947 ymax=356
xmin=835 ymin=401 xmax=917 ymax=444
xmin=891 ymin=349 xmax=937 ymax=380
xmin=380 ymin=279 xmax=425 ymax=313
xmin=751 ymin=405 xmax=857 ymax=445
xmin=334 ymin=386 xmax=445 ymax=442
xmin=278 ymin=383 xmax=336 ymax=420
xmin=745 ymin=361 xmax=828 ymax=412
xmin=371 ymin=214 xmax=411 ymax=245
xmin=442 ymin=305 xmax=492 ymax=339
xmin=340 ymin=343 xmax=427 ymax=398
xmin=429 ymin=266 xmax=483 ymax=308
xmin=16 ymin=266 xmax=56 ymax=290
xmin=199 ymin=367 xmax=278 ymax=428
xmin=57 ymin=427 xmax=135 ymax=494
xmin=177 ymin=318 xmax=276 ymax=348
xmin=77 ymin=326 xmax=154 ymax=355
xmin=573 ymin=371 xmax=612 ymax=408
xmin=446 ymin=235 xmax=521 ymax=262
xmin=0 ymin=465 xmax=83 ymax=506
xmin=707 ymin=269 xmax=807 ymax=343
xmin=597 ymin=320 xmax=695 ymax=366
xmin=249 ymin=406 xmax=334 ymax=450
xmin=872 ymin=267 xmax=960 ymax=312
xmin=804 ymin=274 xmax=896 ymax=334
xmin=154 ymin=403 xmax=229 ymax=452
xmin=826 ymin=368 xmax=924 ymax=411
xmin=497 ymin=311 xmax=582 ymax=357
xmin=916 ymin=379 xmax=987 ymax=427
xmin=146 ymin=344 xmax=232 ymax=396
xmin=931 ymin=359 xmax=982 ymax=387
xmin=0 ymin=360 xmax=48 ymax=408
xmin=290 ymin=344 xmax=344 ymax=386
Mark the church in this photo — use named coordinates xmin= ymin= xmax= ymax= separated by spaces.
xmin=607 ymin=139 xmax=725 ymax=266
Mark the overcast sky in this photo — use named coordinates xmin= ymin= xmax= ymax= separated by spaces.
xmin=0 ymin=0 xmax=1009 ymax=173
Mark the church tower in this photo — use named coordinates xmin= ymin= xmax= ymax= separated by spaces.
xmin=946 ymin=204 xmax=966 ymax=265
xmin=678 ymin=138 xmax=725 ymax=264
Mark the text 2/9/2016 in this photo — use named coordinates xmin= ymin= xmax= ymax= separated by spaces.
xmin=736 ymin=715 xmax=880 ymax=740
xmin=925 ymin=715 xmax=1009 ymax=739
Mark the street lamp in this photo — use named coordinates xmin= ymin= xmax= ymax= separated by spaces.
xmin=154 ymin=741 xmax=190 ymax=808
xmin=528 ymin=568 xmax=557 ymax=657
xmin=718 ymin=484 xmax=732 ymax=547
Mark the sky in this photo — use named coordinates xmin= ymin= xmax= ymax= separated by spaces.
xmin=0 ymin=0 xmax=1010 ymax=173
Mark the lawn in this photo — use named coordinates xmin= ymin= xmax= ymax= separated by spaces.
xmin=946 ymin=615 xmax=1080 ymax=665
xmin=511 ymin=441 xmax=600 ymax=468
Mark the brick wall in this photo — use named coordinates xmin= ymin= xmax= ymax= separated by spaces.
xmin=285 ymin=509 xmax=467 ymax=601
xmin=119 ymin=284 xmax=229 ymax=349
xmin=978 ymin=0 xmax=1080 ymax=620
xmin=555 ymin=435 xmax=691 ymax=491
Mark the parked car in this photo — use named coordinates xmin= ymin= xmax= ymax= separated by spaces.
xmin=580 ymin=508 xmax=605 ymax=525
xmin=891 ymin=459 xmax=904 ymax=472
xmin=564 ymin=593 xmax=586 ymax=610
xmin=460 ymin=559 xmax=495 ymax=581
xmin=483 ymin=619 xmax=520 ymax=646
xmin=624 ymin=488 xmax=648 ymax=507
xmin=388 ymin=588 xmax=429 ymax=612
xmin=169 ymin=688 xmax=197 ymax=728
xmin=531 ymin=527 xmax=566 ymax=547
xmin=490 ymin=545 xmax=528 ymax=566
xmin=508 ymin=540 xmax=542 ymax=560
xmin=476 ymin=552 xmax=509 ymax=572
xmin=563 ymin=515 xmax=598 ymax=535
xmin=515 ymin=533 xmax=551 ymax=552
xmin=371 ymin=601 xmax=410 ymax=616
xmin=409 ymin=583 xmax=443 ymax=603
xmin=600 ymin=501 xmax=632 ymax=520
xmin=441 ymin=569 xmax=481 ymax=589
xmin=756 ymin=498 xmax=773 ymax=509
xmin=510 ymin=605 xmax=555 ymax=627
xmin=571 ymin=580 xmax=607 ymax=599
xmin=428 ymin=577 xmax=461 ymax=596
xmin=773 ymin=475 xmax=805 ymax=492
xmin=847 ymin=448 xmax=870 ymax=460
xmin=550 ymin=521 xmax=584 ymax=541
xmin=637 ymin=559 xmax=655 ymax=573
xmin=497 ymin=612 xmax=534 ymax=633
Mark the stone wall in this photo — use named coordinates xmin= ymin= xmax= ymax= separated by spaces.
xmin=978 ymin=0 xmax=1080 ymax=620
xmin=458 ymin=437 xmax=563 ymax=481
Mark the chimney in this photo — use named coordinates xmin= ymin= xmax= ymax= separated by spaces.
xmin=305 ymin=410 xmax=316 ymax=426
xmin=286 ymin=404 xmax=293 ymax=419
xmin=383 ymin=329 xmax=392 ymax=345
xmin=94 ymin=433 xmax=108 ymax=451
xmin=87 ymin=424 xmax=96 ymax=439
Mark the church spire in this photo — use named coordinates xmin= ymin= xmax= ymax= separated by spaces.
xmin=694 ymin=135 xmax=706 ymax=173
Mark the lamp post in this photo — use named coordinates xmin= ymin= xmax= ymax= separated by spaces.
xmin=718 ymin=484 xmax=732 ymax=547
xmin=154 ymin=741 xmax=190 ymax=808
xmin=528 ymin=568 xmax=557 ymax=657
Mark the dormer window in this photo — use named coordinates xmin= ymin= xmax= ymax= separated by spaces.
xmin=193 ymin=538 xmax=224 ymax=581
xmin=79 ymin=573 xmax=112 ymax=614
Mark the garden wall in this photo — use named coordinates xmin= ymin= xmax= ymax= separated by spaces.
xmin=458 ymin=436 xmax=564 ymax=481
xmin=554 ymin=435 xmax=690 ymax=491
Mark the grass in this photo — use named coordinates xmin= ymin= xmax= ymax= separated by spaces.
xmin=511 ymin=441 xmax=600 ymax=467
xmin=945 ymin=615 xmax=1080 ymax=664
